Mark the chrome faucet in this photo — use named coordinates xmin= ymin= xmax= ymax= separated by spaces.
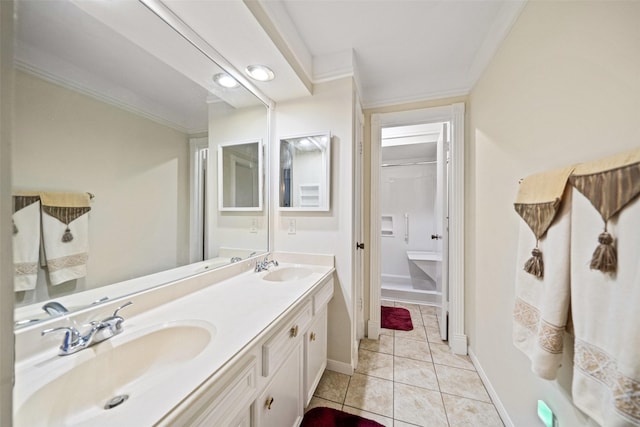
xmin=42 ymin=301 xmax=69 ymax=317
xmin=41 ymin=301 xmax=133 ymax=356
xmin=255 ymin=255 xmax=278 ymax=272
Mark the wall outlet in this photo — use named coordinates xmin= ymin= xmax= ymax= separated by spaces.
xmin=288 ymin=219 xmax=296 ymax=235
xmin=249 ymin=219 xmax=257 ymax=233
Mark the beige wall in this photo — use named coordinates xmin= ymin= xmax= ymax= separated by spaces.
xmin=13 ymin=71 xmax=191 ymax=306
xmin=1 ymin=1 xmax=14 ymax=424
xmin=467 ymin=1 xmax=640 ymax=425
xmin=273 ymin=78 xmax=355 ymax=368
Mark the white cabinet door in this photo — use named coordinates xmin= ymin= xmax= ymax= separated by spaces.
xmin=304 ymin=306 xmax=327 ymax=406
xmin=256 ymin=343 xmax=303 ymax=427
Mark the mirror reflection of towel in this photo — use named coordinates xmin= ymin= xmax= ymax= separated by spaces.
xmin=40 ymin=192 xmax=91 ymax=286
xmin=12 ymin=196 xmax=41 ymax=291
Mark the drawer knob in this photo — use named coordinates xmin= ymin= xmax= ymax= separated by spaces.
xmin=290 ymin=325 xmax=299 ymax=338
xmin=310 ymin=332 xmax=316 ymax=341
xmin=265 ymin=397 xmax=274 ymax=410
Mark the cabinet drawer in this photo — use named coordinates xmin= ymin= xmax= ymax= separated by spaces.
xmin=313 ymin=278 xmax=334 ymax=315
xmin=262 ymin=302 xmax=312 ymax=377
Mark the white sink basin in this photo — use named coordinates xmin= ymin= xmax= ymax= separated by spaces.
xmin=14 ymin=320 xmax=215 ymax=427
xmin=262 ymin=267 xmax=313 ymax=282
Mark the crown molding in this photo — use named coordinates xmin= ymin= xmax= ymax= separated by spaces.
xmin=15 ymin=60 xmax=207 ymax=135
xmin=361 ymin=85 xmax=470 ymax=110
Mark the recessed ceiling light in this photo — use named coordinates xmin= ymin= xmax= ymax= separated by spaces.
xmin=213 ymin=73 xmax=239 ymax=88
xmin=245 ymin=65 xmax=275 ymax=82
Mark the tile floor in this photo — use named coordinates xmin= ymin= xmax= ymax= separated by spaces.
xmin=306 ymin=301 xmax=504 ymax=427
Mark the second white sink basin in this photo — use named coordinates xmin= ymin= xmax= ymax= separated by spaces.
xmin=262 ymin=267 xmax=313 ymax=282
xmin=14 ymin=320 xmax=216 ymax=427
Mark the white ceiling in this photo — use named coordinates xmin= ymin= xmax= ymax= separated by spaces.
xmin=257 ymin=0 xmax=527 ymax=107
xmin=149 ymin=0 xmax=527 ymax=108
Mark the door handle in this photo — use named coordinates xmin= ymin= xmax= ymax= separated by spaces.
xmin=356 ymin=242 xmax=365 ymax=250
xmin=431 ymin=234 xmax=442 ymax=240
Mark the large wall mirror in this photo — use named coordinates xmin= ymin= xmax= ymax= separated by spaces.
xmin=12 ymin=0 xmax=270 ymax=326
xmin=279 ymin=132 xmax=331 ymax=211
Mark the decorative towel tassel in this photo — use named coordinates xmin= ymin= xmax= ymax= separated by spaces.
xmin=12 ymin=219 xmax=18 ymax=235
xmin=590 ymin=230 xmax=616 ymax=273
xmin=524 ymin=247 xmax=544 ymax=278
xmin=62 ymin=227 xmax=74 ymax=243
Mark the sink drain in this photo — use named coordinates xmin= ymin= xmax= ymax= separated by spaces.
xmin=104 ymin=394 xmax=129 ymax=410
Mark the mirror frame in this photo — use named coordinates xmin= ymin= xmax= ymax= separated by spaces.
xmin=278 ymin=131 xmax=331 ymax=212
xmin=217 ymin=139 xmax=264 ymax=212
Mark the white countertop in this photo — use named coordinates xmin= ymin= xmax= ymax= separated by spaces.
xmin=13 ymin=255 xmax=334 ymax=427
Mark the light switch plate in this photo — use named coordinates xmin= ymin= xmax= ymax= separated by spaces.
xmin=288 ymin=219 xmax=296 ymax=234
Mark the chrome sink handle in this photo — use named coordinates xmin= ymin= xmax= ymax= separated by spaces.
xmin=112 ymin=301 xmax=133 ymax=318
xmin=41 ymin=326 xmax=81 ymax=352
xmin=96 ymin=301 xmax=133 ymax=340
xmin=41 ymin=326 xmax=96 ymax=356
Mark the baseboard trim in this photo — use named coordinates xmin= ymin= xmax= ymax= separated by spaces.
xmin=468 ymin=349 xmax=514 ymax=427
xmin=367 ymin=320 xmax=380 ymax=340
xmin=326 ymin=358 xmax=354 ymax=376
xmin=450 ymin=333 xmax=468 ymax=355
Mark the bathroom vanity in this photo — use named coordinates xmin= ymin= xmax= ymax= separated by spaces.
xmin=13 ymin=253 xmax=334 ymax=427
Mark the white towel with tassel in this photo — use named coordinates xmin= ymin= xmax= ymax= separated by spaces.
xmin=513 ymin=185 xmax=572 ymax=380
xmin=40 ymin=192 xmax=91 ymax=286
xmin=569 ymin=152 xmax=640 ymax=426
xmin=12 ymin=195 xmax=41 ymax=291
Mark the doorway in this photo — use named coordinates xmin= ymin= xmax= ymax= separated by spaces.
xmin=368 ymin=104 xmax=467 ymax=355
xmin=379 ymin=122 xmax=449 ymax=340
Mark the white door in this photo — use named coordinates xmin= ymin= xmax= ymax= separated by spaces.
xmin=354 ymin=103 xmax=365 ymax=352
xmin=435 ymin=123 xmax=450 ymax=340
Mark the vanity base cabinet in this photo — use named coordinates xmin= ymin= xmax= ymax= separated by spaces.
xmin=255 ymin=343 xmax=303 ymax=427
xmin=160 ymin=272 xmax=334 ymax=427
xmin=304 ymin=306 xmax=327 ymax=406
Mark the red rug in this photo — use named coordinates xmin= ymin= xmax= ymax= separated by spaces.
xmin=301 ymin=407 xmax=384 ymax=427
xmin=381 ymin=306 xmax=413 ymax=331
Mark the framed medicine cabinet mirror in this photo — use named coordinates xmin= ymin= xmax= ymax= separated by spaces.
xmin=218 ymin=140 xmax=263 ymax=211
xmin=278 ymin=132 xmax=331 ymax=211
